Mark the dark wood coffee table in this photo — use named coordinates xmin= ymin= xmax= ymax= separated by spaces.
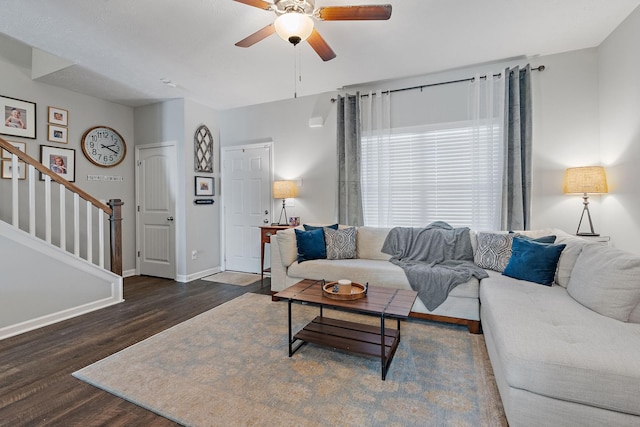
xmin=275 ymin=279 xmax=418 ymax=380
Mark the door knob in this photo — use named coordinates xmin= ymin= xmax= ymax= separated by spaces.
xmin=264 ymin=209 xmax=269 ymax=215
xmin=167 ymin=216 xmax=174 ymax=221
xmin=263 ymin=219 xmax=269 ymax=223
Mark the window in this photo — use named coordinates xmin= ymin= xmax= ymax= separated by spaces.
xmin=361 ymin=121 xmax=503 ymax=230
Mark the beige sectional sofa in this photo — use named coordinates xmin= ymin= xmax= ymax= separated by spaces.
xmin=270 ymin=226 xmax=482 ymax=332
xmin=270 ymin=225 xmax=640 ymax=426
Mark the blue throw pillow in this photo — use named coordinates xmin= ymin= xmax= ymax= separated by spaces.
xmin=295 ymin=228 xmax=327 ymax=263
xmin=502 ymin=237 xmax=566 ymax=285
xmin=303 ymin=223 xmax=339 ymax=231
xmin=519 ymin=234 xmax=557 ymax=244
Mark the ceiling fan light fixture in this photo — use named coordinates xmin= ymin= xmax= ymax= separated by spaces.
xmin=274 ymin=12 xmax=314 ymax=45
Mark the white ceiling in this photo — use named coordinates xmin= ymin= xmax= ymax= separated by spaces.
xmin=0 ymin=0 xmax=638 ymax=110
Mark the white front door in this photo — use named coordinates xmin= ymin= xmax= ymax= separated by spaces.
xmin=222 ymin=143 xmax=272 ymax=273
xmin=136 ymin=143 xmax=176 ymax=279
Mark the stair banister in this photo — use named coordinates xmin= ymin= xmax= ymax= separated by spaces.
xmin=0 ymin=137 xmax=122 ymax=275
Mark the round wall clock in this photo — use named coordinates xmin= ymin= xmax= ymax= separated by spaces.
xmin=81 ymin=126 xmax=127 ymax=168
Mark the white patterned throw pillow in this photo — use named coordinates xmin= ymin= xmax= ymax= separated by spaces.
xmin=324 ymin=227 xmax=357 ymax=260
xmin=474 ymin=232 xmax=515 ymax=272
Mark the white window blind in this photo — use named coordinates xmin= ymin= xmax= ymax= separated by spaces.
xmin=361 ymin=121 xmax=503 ymax=230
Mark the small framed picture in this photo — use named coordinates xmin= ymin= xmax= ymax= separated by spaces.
xmin=40 ymin=145 xmax=75 ymax=182
xmin=1 ymin=140 xmax=26 ymax=159
xmin=1 ymin=95 xmax=36 ymax=139
xmin=48 ymin=124 xmax=68 ymax=143
xmin=48 ymin=106 xmax=68 ymax=126
xmin=1 ymin=159 xmax=26 ymax=179
xmin=195 ymin=176 xmax=214 ymax=196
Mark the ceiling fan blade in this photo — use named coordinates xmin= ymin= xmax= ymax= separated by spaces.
xmin=233 ymin=0 xmax=272 ymax=10
xmin=235 ymin=24 xmax=276 ymax=47
xmin=316 ymin=5 xmax=392 ymax=20
xmin=307 ymin=29 xmax=336 ymax=62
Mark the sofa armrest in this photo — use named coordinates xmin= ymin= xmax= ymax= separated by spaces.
xmin=269 ymin=234 xmax=288 ymax=292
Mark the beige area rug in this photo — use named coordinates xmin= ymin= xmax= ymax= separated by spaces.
xmin=73 ymin=293 xmax=506 ymax=427
xmin=201 ymin=271 xmax=261 ymax=286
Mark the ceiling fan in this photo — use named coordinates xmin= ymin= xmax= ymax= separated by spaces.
xmin=234 ymin=0 xmax=392 ymax=61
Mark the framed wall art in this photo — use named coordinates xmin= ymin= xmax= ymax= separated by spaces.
xmin=194 ymin=124 xmax=213 ymax=173
xmin=1 ymin=140 xmax=26 ymax=159
xmin=48 ymin=106 xmax=68 ymax=126
xmin=195 ymin=176 xmax=214 ymax=196
xmin=1 ymin=159 xmax=26 ymax=180
xmin=1 ymin=95 xmax=36 ymax=139
xmin=48 ymin=124 xmax=68 ymax=143
xmin=40 ymin=145 xmax=75 ymax=182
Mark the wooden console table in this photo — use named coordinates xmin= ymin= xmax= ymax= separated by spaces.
xmin=260 ymin=225 xmax=294 ymax=286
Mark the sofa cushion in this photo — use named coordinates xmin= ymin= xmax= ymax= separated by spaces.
xmin=474 ymin=232 xmax=514 ymax=272
xmin=480 ymin=272 xmax=640 ymax=416
xmin=303 ymin=223 xmax=338 ymax=231
xmin=324 ymin=227 xmax=356 ymax=260
xmin=276 ymin=227 xmax=303 ymax=268
xmin=295 ymin=228 xmax=326 ymax=262
xmin=567 ymin=244 xmax=640 ymax=322
xmin=287 ymin=258 xmax=479 ymax=299
xmin=356 ymin=226 xmax=392 ymax=260
xmin=502 ymin=237 xmax=565 ymax=285
xmin=553 ymin=234 xmax=592 ymax=288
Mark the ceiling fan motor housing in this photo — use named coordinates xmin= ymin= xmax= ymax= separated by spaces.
xmin=274 ymin=0 xmax=315 ymax=15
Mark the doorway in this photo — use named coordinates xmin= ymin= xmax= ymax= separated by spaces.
xmin=135 ymin=142 xmax=177 ymax=279
xmin=221 ymin=143 xmax=272 ymax=273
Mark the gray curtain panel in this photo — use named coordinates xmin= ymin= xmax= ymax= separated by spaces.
xmin=502 ymin=65 xmax=532 ymax=230
xmin=336 ymin=93 xmax=364 ymax=226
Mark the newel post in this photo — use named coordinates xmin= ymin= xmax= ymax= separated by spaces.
xmin=108 ymin=199 xmax=124 ymax=276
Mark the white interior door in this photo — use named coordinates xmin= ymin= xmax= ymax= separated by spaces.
xmin=136 ymin=143 xmax=176 ymax=279
xmin=222 ymin=144 xmax=272 ymax=273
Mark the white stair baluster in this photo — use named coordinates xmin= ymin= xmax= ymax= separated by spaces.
xmin=98 ymin=206 xmax=105 ymax=269
xmin=44 ymin=175 xmax=51 ymax=244
xmin=59 ymin=184 xmax=66 ymax=251
xmin=74 ymin=193 xmax=80 ymax=257
xmin=11 ymin=155 xmax=19 ymax=227
xmin=28 ymin=165 xmax=36 ymax=235
xmin=86 ymin=200 xmax=92 ymax=264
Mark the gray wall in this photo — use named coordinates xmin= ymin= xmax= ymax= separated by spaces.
xmin=0 ymin=54 xmax=136 ymax=272
xmin=134 ymin=99 xmax=220 ymax=281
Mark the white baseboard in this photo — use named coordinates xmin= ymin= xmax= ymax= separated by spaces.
xmin=122 ymin=269 xmax=137 ymax=278
xmin=176 ymin=266 xmax=221 ymax=283
xmin=0 ymin=296 xmax=124 ymax=341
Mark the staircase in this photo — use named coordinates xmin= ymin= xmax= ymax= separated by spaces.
xmin=0 ymin=137 xmax=124 ymax=339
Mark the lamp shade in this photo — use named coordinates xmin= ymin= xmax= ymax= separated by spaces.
xmin=563 ymin=166 xmax=608 ymax=194
xmin=274 ymin=13 xmax=314 ymax=45
xmin=273 ymin=180 xmax=298 ymax=199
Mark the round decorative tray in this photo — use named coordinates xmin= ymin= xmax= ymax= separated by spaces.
xmin=322 ymin=281 xmax=367 ymax=300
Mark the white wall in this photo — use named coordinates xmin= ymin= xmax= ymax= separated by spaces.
xmin=220 ymin=93 xmax=338 ymax=224
xmin=218 ymin=54 xmax=606 ymax=237
xmin=598 ymin=6 xmax=640 ymax=254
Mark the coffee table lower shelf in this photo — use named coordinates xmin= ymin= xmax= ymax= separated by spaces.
xmin=292 ymin=316 xmax=400 ymax=379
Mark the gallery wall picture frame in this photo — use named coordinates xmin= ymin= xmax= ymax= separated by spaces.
xmin=48 ymin=124 xmax=68 ymax=143
xmin=40 ymin=145 xmax=75 ymax=182
xmin=1 ymin=140 xmax=26 ymax=159
xmin=1 ymin=159 xmax=26 ymax=180
xmin=195 ymin=176 xmax=214 ymax=196
xmin=48 ymin=106 xmax=68 ymax=126
xmin=1 ymin=95 xmax=36 ymax=139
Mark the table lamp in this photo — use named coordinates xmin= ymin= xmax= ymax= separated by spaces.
xmin=273 ymin=180 xmax=298 ymax=225
xmin=563 ymin=166 xmax=608 ymax=236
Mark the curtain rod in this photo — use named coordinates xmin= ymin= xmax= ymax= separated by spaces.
xmin=331 ymin=65 xmax=545 ymax=102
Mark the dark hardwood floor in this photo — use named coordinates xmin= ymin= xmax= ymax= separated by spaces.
xmin=0 ymin=275 xmax=272 ymax=426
